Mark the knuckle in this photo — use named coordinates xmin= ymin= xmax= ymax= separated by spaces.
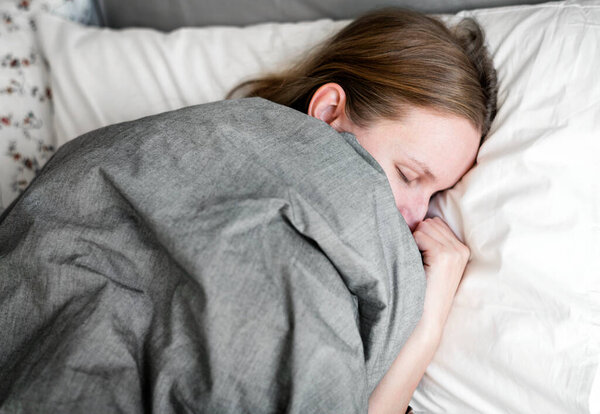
xmin=459 ymin=243 xmax=471 ymax=255
xmin=463 ymin=244 xmax=471 ymax=255
xmin=455 ymin=245 xmax=470 ymax=262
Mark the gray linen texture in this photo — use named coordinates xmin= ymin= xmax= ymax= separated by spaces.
xmin=0 ymin=97 xmax=426 ymax=413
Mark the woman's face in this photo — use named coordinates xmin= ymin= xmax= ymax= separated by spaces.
xmin=344 ymin=107 xmax=481 ymax=231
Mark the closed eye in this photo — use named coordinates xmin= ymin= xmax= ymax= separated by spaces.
xmin=396 ymin=167 xmax=410 ymax=183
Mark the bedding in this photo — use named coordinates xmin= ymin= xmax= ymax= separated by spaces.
xmin=5 ymin=0 xmax=600 ymax=412
xmin=418 ymin=3 xmax=600 ymax=413
xmin=34 ymin=12 xmax=351 ymax=147
xmin=0 ymin=0 xmax=98 ymax=214
xmin=0 ymin=97 xmax=426 ymax=412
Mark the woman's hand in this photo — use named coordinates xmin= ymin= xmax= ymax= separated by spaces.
xmin=412 ymin=216 xmax=470 ymax=335
xmin=368 ymin=217 xmax=470 ymax=414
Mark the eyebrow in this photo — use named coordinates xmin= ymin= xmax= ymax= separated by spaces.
xmin=408 ymin=156 xmax=436 ymax=181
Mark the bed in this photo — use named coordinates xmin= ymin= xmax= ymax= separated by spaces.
xmin=0 ymin=0 xmax=598 ymax=412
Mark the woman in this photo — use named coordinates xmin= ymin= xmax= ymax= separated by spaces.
xmin=0 ymin=7 xmax=496 ymax=414
xmin=228 ymin=8 xmax=498 ymax=413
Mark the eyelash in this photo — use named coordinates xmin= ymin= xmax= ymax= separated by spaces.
xmin=396 ymin=167 xmax=410 ymax=183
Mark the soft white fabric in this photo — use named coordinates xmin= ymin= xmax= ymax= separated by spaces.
xmin=35 ymin=1 xmax=600 ymax=412
xmin=419 ymin=2 xmax=600 ymax=413
xmin=35 ymin=13 xmax=350 ymax=146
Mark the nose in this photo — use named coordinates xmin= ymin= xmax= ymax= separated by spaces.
xmin=399 ymin=198 xmax=429 ymax=232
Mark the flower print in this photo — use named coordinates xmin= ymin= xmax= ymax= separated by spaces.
xmin=1 ymin=12 xmax=19 ymax=32
xmin=17 ymin=1 xmax=31 ymax=11
xmin=22 ymin=111 xmax=41 ymax=128
xmin=23 ymin=157 xmax=34 ymax=170
xmin=1 ymin=53 xmax=17 ymax=68
xmin=31 ymin=84 xmax=52 ymax=102
xmin=1 ymin=78 xmax=24 ymax=96
xmin=38 ymin=140 xmax=55 ymax=155
xmin=6 ymin=139 xmax=51 ymax=193
xmin=1 ymin=0 xmax=94 ymax=211
xmin=1 ymin=52 xmax=37 ymax=68
xmin=0 ymin=110 xmax=43 ymax=139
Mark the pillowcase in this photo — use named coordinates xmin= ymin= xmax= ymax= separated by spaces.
xmin=419 ymin=2 xmax=600 ymax=413
xmin=35 ymin=12 xmax=350 ymax=147
xmin=0 ymin=0 xmax=98 ymax=213
xmin=35 ymin=2 xmax=600 ymax=413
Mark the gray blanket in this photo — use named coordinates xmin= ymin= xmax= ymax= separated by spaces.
xmin=0 ymin=97 xmax=425 ymax=413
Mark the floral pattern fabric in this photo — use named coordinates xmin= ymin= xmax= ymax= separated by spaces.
xmin=0 ymin=0 xmax=97 ymax=213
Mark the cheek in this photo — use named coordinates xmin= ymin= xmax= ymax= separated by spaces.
xmin=389 ymin=181 xmax=410 ymax=211
xmin=382 ymin=167 xmax=425 ymax=223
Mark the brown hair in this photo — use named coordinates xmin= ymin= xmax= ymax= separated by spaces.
xmin=226 ymin=8 xmax=498 ymax=141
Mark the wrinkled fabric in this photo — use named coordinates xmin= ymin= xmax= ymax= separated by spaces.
xmin=0 ymin=97 xmax=425 ymax=413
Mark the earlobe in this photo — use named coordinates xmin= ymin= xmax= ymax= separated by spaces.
xmin=307 ymin=83 xmax=347 ymax=129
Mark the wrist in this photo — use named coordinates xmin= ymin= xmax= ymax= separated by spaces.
xmin=414 ymin=312 xmax=445 ymax=346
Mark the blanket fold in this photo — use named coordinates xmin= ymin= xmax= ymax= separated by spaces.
xmin=0 ymin=97 xmax=425 ymax=413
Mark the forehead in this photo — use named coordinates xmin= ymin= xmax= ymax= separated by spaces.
xmin=380 ymin=107 xmax=481 ymax=185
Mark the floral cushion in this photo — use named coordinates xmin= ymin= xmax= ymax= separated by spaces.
xmin=0 ymin=0 xmax=97 ymax=213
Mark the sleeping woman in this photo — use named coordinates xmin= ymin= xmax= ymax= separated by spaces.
xmin=228 ymin=8 xmax=498 ymax=413
xmin=0 ymin=7 xmax=497 ymax=414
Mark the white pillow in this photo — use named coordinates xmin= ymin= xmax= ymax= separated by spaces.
xmin=35 ymin=2 xmax=600 ymax=413
xmin=421 ymin=2 xmax=600 ymax=413
xmin=34 ymin=12 xmax=350 ymax=146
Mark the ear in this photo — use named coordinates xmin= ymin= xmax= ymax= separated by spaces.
xmin=307 ymin=83 xmax=349 ymax=132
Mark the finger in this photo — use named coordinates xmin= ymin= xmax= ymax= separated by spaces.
xmin=425 ymin=217 xmax=465 ymax=247
xmin=430 ymin=216 xmax=459 ymax=238
xmin=416 ymin=218 xmax=454 ymax=246
xmin=416 ymin=218 xmax=470 ymax=262
xmin=412 ymin=225 xmax=443 ymax=253
xmin=428 ymin=218 xmax=471 ymax=260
